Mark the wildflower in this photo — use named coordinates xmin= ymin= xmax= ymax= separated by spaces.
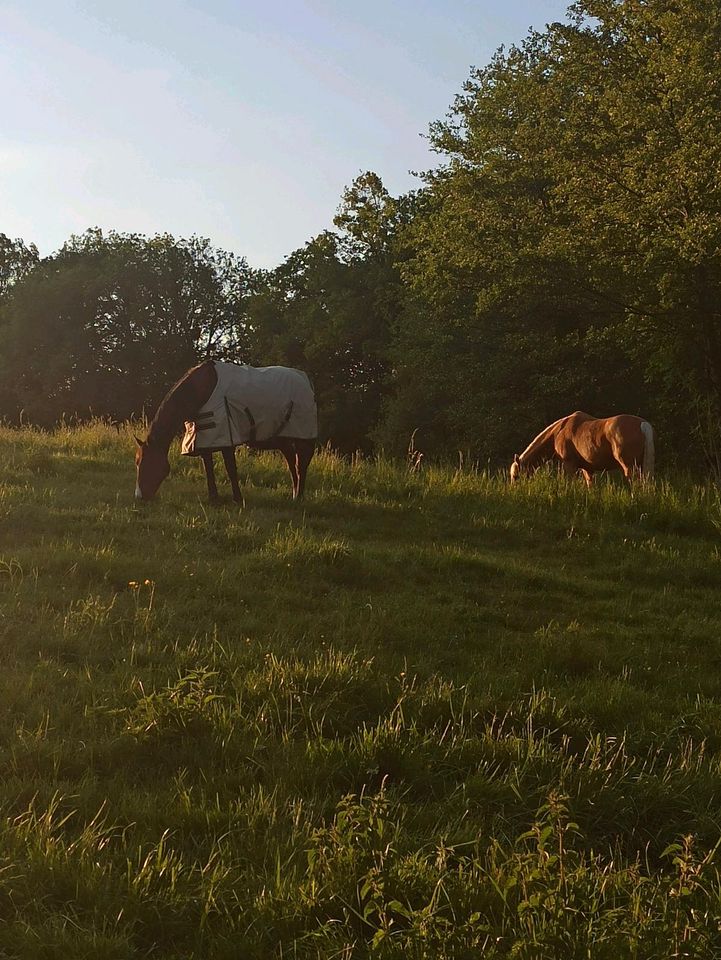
xmin=128 ymin=581 xmax=140 ymax=589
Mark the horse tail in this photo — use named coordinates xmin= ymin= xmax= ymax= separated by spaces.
xmin=640 ymin=421 xmax=655 ymax=477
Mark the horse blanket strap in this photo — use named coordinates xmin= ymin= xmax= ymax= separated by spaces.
xmin=181 ymin=362 xmax=317 ymax=456
xmin=243 ymin=406 xmax=256 ymax=444
xmin=273 ymin=400 xmax=293 ymax=437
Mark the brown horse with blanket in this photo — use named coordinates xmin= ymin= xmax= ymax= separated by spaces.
xmin=134 ymin=360 xmax=317 ymax=502
xmin=509 ymin=412 xmax=654 ymax=486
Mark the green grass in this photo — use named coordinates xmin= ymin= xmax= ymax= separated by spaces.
xmin=2 ymin=421 xmax=721 ymax=957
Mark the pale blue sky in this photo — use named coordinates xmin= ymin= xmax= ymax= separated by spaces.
xmin=1 ymin=0 xmax=569 ymax=267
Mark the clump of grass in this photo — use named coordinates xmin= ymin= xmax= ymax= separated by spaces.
xmin=263 ymin=523 xmax=351 ymax=564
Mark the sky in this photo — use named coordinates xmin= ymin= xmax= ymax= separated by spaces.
xmin=1 ymin=0 xmax=570 ymax=268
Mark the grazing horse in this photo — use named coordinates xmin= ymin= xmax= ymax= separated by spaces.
xmin=509 ymin=412 xmax=654 ymax=487
xmin=134 ymin=360 xmax=317 ymax=502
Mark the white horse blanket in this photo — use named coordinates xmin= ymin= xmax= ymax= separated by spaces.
xmin=181 ymin=362 xmax=317 ymax=456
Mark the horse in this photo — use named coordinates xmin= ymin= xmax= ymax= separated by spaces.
xmin=509 ymin=412 xmax=654 ymax=487
xmin=134 ymin=359 xmax=317 ymax=503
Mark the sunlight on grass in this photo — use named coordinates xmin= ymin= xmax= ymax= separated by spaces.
xmin=1 ymin=422 xmax=721 ymax=957
xmin=263 ymin=523 xmax=351 ymax=563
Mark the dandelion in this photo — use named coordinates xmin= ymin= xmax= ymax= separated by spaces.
xmin=144 ymin=579 xmax=154 ymax=586
xmin=128 ymin=581 xmax=140 ymax=589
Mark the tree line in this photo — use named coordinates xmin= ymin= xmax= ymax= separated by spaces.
xmin=2 ymin=0 xmax=720 ymax=466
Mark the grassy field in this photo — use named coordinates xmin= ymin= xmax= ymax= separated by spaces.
xmin=2 ymin=422 xmax=721 ymax=958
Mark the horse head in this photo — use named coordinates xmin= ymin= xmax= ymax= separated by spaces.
xmin=134 ymin=436 xmax=170 ymax=500
xmin=509 ymin=453 xmax=523 ymax=483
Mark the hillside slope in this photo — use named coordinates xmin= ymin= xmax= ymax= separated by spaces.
xmin=2 ymin=423 xmax=721 ymax=957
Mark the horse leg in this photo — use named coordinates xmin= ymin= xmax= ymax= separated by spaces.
xmin=200 ymin=451 xmax=219 ymax=502
xmin=222 ymin=447 xmax=242 ymax=503
xmin=619 ymin=461 xmax=637 ymax=486
xmin=295 ymin=439 xmax=315 ymax=500
xmin=612 ymin=447 xmax=637 ymax=485
xmin=279 ymin=440 xmax=299 ymax=499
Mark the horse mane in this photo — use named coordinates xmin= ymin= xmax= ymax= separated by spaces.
xmin=146 ymin=361 xmax=213 ymax=449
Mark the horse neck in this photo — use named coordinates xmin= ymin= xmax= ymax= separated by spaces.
xmin=146 ymin=363 xmax=210 ymax=451
xmin=146 ymin=404 xmax=181 ymax=453
xmin=520 ymin=418 xmax=564 ymax=468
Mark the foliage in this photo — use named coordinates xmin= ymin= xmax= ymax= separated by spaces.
xmin=379 ymin=0 xmax=721 ymax=462
xmin=0 ymin=230 xmax=254 ymax=423
xmin=0 ymin=233 xmax=39 ymax=301
xmin=246 ymin=173 xmax=407 ymax=451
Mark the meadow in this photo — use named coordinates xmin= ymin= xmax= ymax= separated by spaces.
xmin=2 ymin=422 xmax=721 ymax=958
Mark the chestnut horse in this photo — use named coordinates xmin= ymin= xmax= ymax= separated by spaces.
xmin=134 ymin=360 xmax=316 ymax=502
xmin=509 ymin=412 xmax=654 ymax=486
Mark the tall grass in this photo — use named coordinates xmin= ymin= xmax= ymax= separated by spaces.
xmin=1 ymin=422 xmax=721 ymax=956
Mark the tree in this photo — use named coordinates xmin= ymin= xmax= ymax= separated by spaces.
xmin=334 ymin=171 xmax=402 ymax=263
xmin=532 ymin=0 xmax=721 ymax=455
xmin=379 ymin=0 xmax=721 ymax=463
xmin=245 ymin=173 xmax=408 ymax=452
xmin=0 ymin=230 xmax=254 ymax=423
xmin=247 ymin=232 xmax=388 ymax=451
xmin=0 ymin=234 xmax=38 ymax=301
